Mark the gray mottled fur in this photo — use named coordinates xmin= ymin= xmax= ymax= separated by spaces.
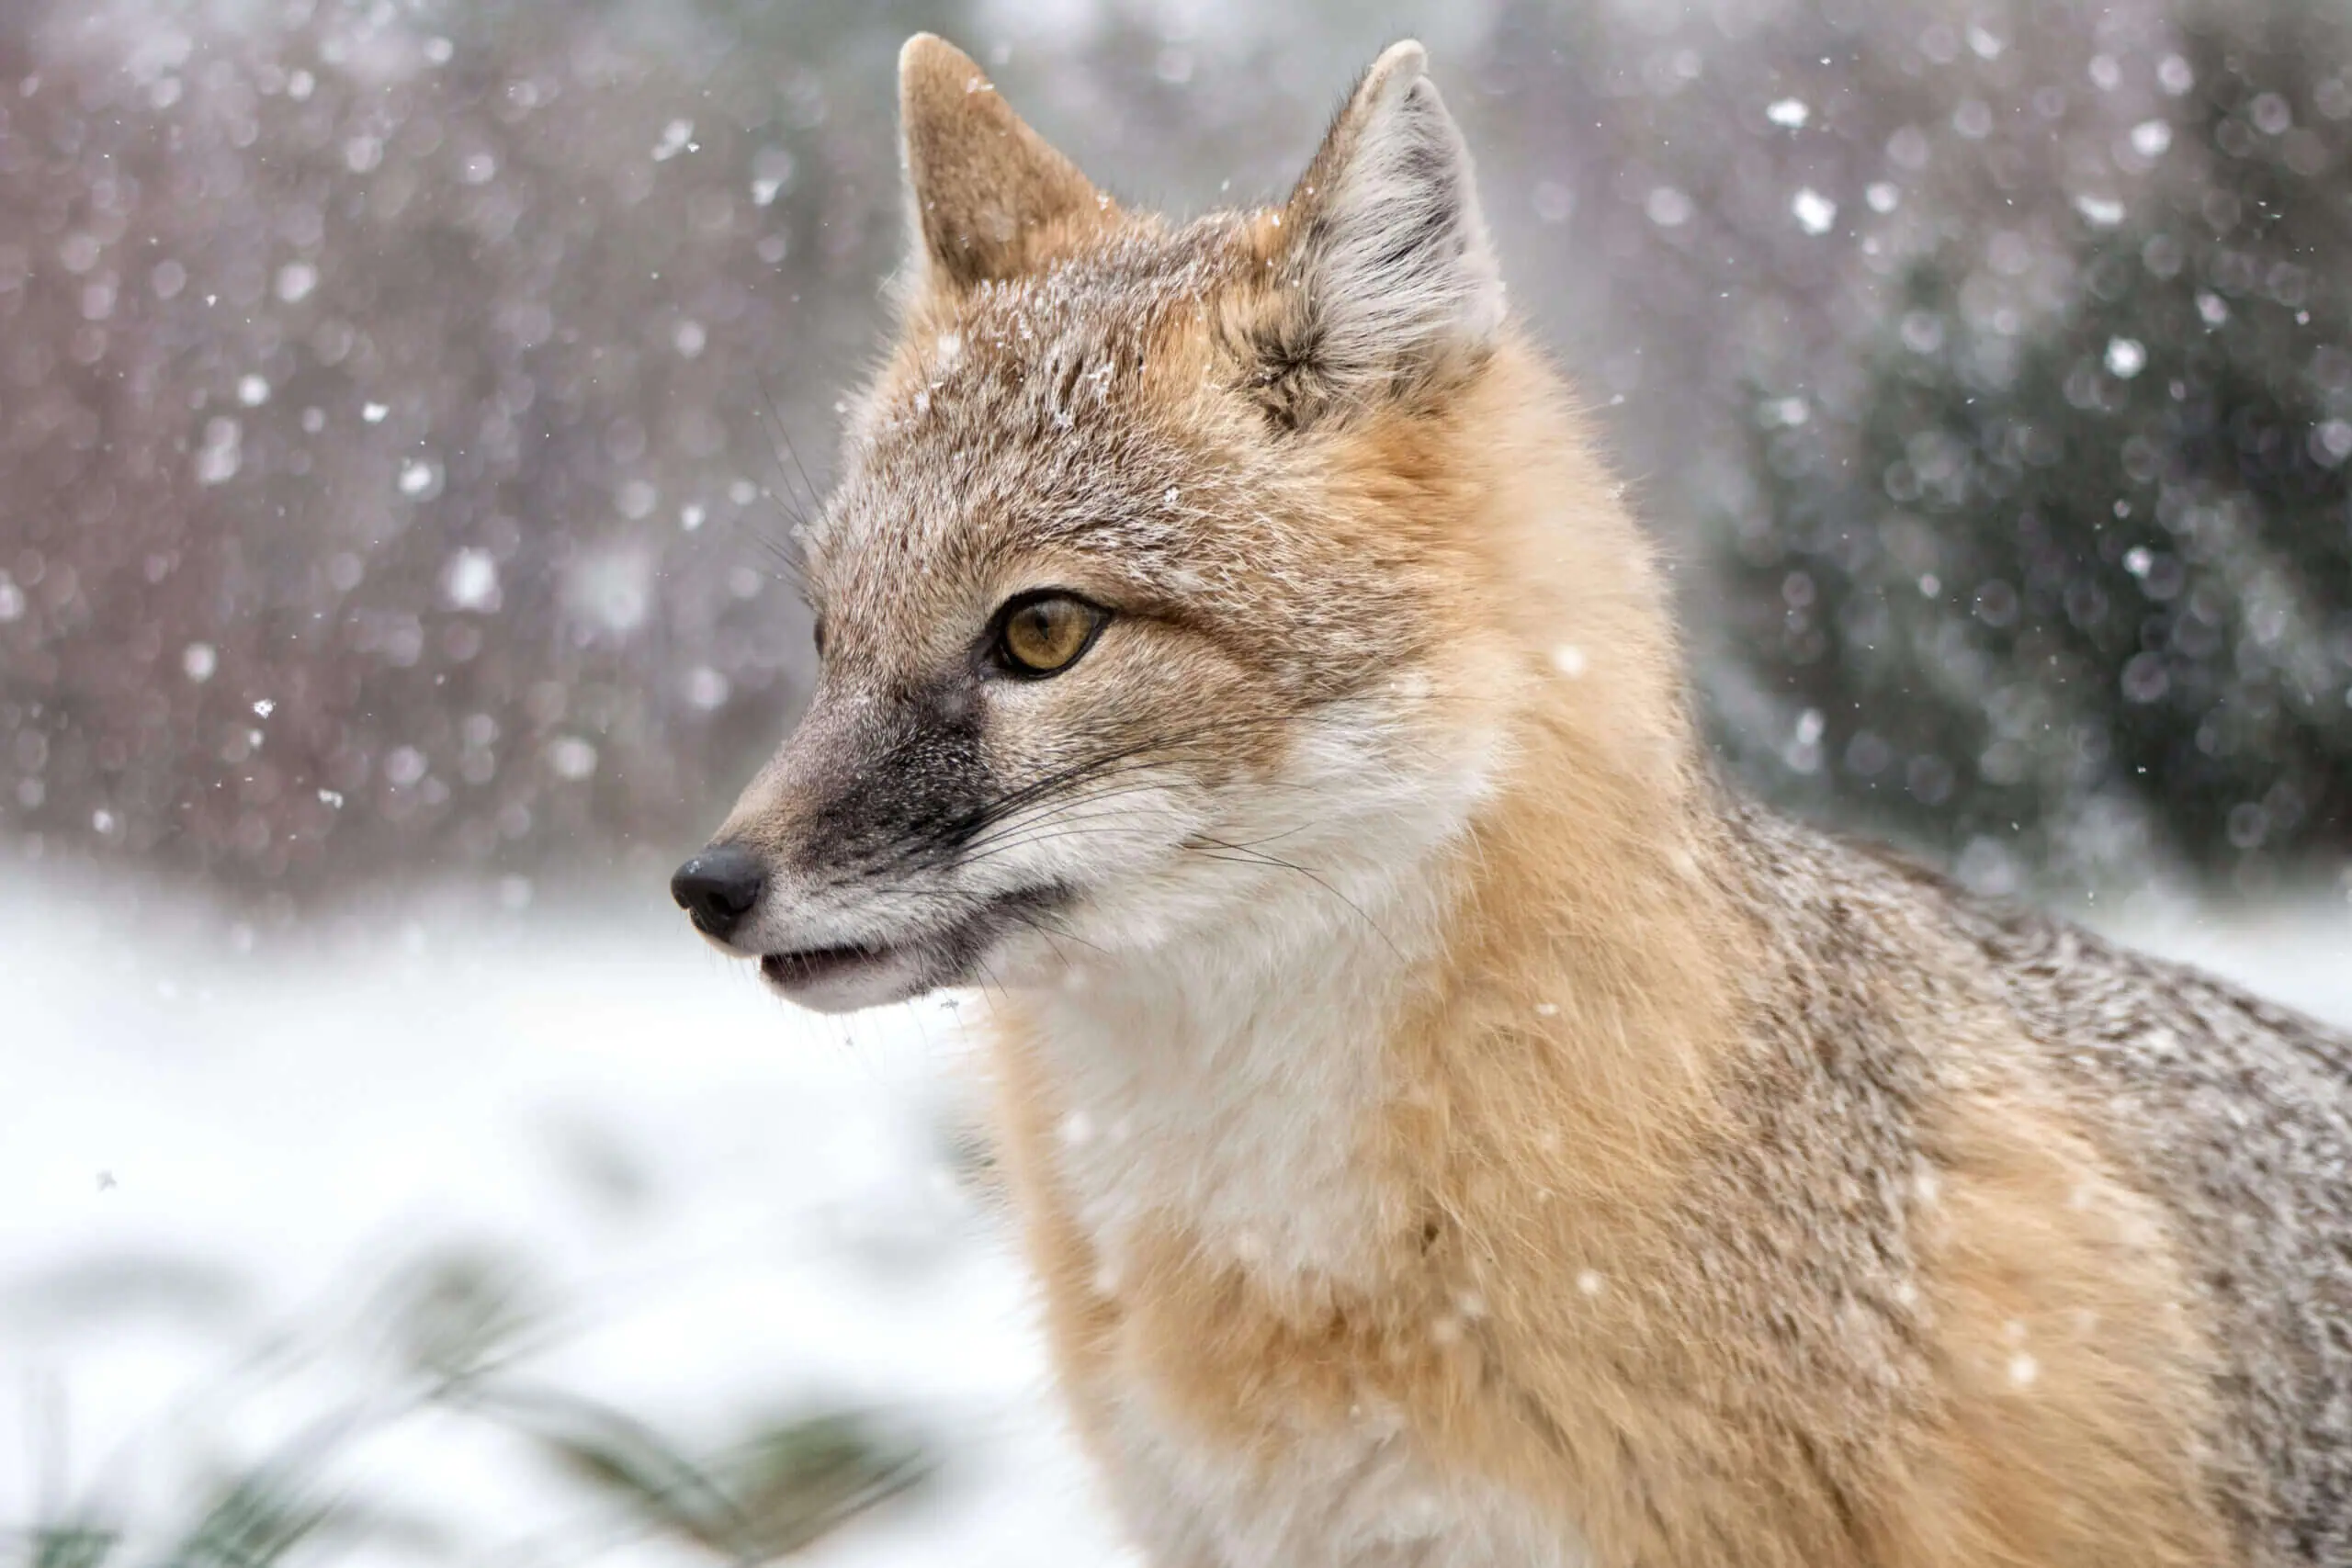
xmin=1730 ymin=798 xmax=2352 ymax=1564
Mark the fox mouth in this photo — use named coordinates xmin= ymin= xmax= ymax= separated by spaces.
xmin=759 ymin=943 xmax=897 ymax=989
xmin=753 ymin=885 xmax=1070 ymax=1011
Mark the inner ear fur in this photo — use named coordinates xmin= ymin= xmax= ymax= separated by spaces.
xmin=1245 ymin=40 xmax=1506 ymax=429
xmin=898 ymin=33 xmax=1109 ymax=292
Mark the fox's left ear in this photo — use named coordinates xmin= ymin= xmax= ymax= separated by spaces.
xmin=1253 ymin=42 xmax=1504 ymax=426
xmin=897 ymin=34 xmax=1107 ymax=294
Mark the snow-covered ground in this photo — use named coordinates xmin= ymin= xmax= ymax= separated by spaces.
xmin=3 ymin=871 xmax=2346 ymax=1563
xmin=0 ymin=874 xmax=1133 ymax=1566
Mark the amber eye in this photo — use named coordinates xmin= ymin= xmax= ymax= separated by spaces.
xmin=995 ymin=592 xmax=1106 ymax=678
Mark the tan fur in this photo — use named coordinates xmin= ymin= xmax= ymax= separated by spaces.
xmin=692 ymin=34 xmax=2301 ymax=1566
xmin=988 ymin=355 xmax=2231 ymax=1567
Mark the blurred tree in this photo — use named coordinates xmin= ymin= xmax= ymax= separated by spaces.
xmin=0 ymin=0 xmax=975 ymax=904
xmin=6 ymin=0 xmax=2348 ymax=907
xmin=1715 ymin=5 xmax=2352 ymax=894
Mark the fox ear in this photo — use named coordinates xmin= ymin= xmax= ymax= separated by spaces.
xmin=897 ymin=34 xmax=1105 ymax=292
xmin=1255 ymin=42 xmax=1504 ymax=425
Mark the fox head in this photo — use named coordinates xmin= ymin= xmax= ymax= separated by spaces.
xmin=673 ymin=36 xmax=1682 ymax=1012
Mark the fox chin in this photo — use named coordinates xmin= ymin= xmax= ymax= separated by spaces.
xmin=670 ymin=34 xmax=2352 ymax=1568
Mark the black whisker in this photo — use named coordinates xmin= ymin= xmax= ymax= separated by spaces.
xmin=1187 ymin=834 xmax=1402 ymax=959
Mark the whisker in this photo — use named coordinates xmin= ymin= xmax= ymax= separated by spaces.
xmin=751 ymin=367 xmax=822 ymax=518
xmin=777 ymin=686 xmax=1477 ymax=962
xmin=1187 ymin=834 xmax=1403 ymax=959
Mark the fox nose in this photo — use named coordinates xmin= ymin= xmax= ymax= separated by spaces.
xmin=671 ymin=843 xmax=765 ymax=940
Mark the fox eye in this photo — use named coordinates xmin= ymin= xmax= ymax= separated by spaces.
xmin=994 ymin=592 xmax=1106 ymax=678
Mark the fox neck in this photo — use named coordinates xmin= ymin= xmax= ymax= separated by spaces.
xmin=1023 ymin=787 xmax=1470 ymax=1293
xmin=1015 ymin=354 xmax=1741 ymax=1300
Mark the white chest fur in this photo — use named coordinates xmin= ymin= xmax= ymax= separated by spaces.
xmin=1023 ymin=885 xmax=1585 ymax=1565
xmin=1022 ymin=704 xmax=1488 ymax=1291
xmin=1030 ymin=909 xmax=1405 ymax=1290
xmin=1011 ymin=705 xmax=1577 ymax=1562
xmin=1099 ymin=1381 xmax=1586 ymax=1568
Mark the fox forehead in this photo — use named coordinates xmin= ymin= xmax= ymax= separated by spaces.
xmin=787 ymin=29 xmax=1510 ymax=686
xmin=801 ymin=218 xmax=1269 ymax=634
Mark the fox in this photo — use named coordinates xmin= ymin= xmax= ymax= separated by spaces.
xmin=670 ymin=34 xmax=2352 ymax=1568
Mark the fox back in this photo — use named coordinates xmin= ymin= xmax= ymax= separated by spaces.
xmin=675 ymin=35 xmax=2352 ymax=1568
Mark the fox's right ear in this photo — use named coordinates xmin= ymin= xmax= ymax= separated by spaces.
xmin=897 ymin=34 xmax=1107 ymax=294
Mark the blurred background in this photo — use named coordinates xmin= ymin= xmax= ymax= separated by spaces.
xmin=4 ymin=0 xmax=2349 ymax=1562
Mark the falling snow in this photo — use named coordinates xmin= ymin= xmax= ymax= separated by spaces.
xmin=1791 ymin=186 xmax=1838 ymax=235
xmin=1645 ymin=186 xmax=1693 ymax=227
xmin=684 ymin=665 xmax=732 ymax=710
xmin=1 ymin=5 xmax=2351 ymax=1556
xmin=548 ymin=736 xmax=600 ymax=781
xmin=2074 ymin=193 xmax=2126 ymax=226
xmin=397 ymin=457 xmax=441 ymax=498
xmin=193 ymin=418 xmax=242 ymax=485
xmin=443 ymin=548 xmax=502 ymax=613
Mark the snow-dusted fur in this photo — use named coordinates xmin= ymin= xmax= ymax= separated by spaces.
xmin=691 ymin=36 xmax=2352 ymax=1568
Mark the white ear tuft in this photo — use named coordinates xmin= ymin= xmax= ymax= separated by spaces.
xmin=1261 ymin=41 xmax=1504 ymax=422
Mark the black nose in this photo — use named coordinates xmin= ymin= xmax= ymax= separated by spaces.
xmin=671 ymin=843 xmax=764 ymax=939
